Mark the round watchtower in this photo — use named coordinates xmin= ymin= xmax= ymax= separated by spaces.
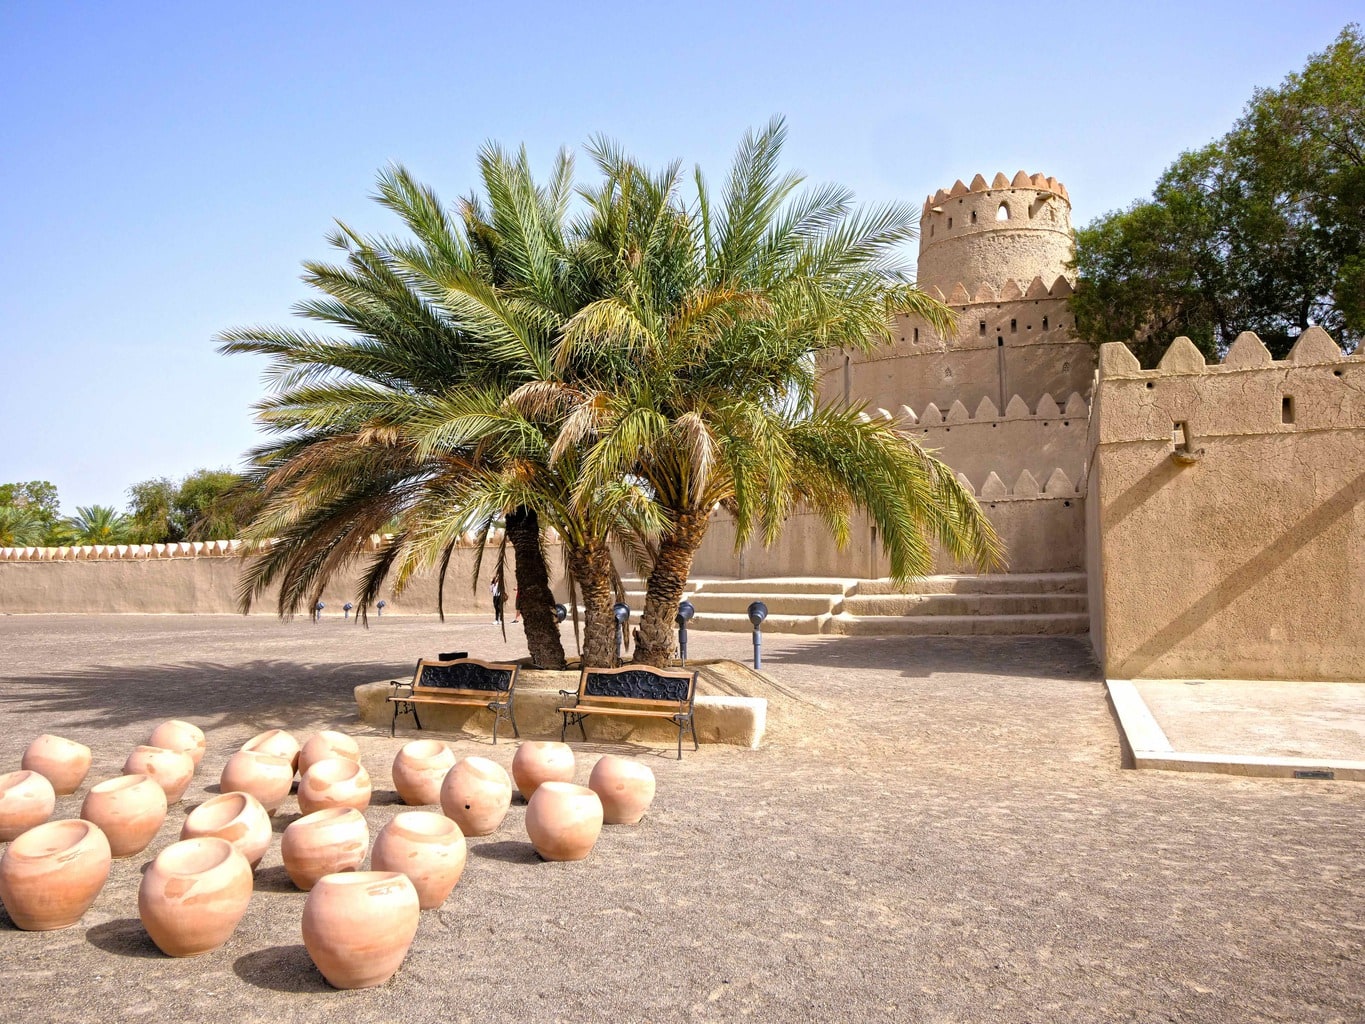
xmin=916 ymin=171 xmax=1074 ymax=298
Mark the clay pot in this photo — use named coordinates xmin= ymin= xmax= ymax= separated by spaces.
xmin=139 ymin=837 xmax=253 ymax=956
xmin=298 ymin=731 xmax=361 ymax=776
xmin=79 ymin=774 xmax=167 ymax=857
xmin=219 ymin=750 xmax=294 ymax=815
xmin=392 ymin=740 xmax=456 ymax=806
xmin=241 ymin=728 xmax=301 ymax=774
xmin=181 ymin=792 xmax=272 ymax=869
xmin=303 ymin=871 xmax=420 ymax=989
xmin=524 ymin=782 xmax=603 ymax=862
xmin=588 ymin=755 xmax=657 ymax=825
xmin=511 ymin=741 xmax=575 ymax=801
xmin=297 ymin=757 xmax=372 ymax=815
xmin=0 ymin=770 xmax=56 ymax=842
xmin=440 ymin=757 xmax=512 ymax=836
xmin=0 ymin=819 xmax=111 ymax=929
xmin=371 ymin=812 xmax=466 ymax=910
xmin=123 ymin=746 xmax=196 ymax=804
xmin=281 ymin=807 xmax=369 ymax=891
xmin=147 ymin=719 xmax=206 ymax=767
xmin=21 ymin=735 xmax=92 ymax=795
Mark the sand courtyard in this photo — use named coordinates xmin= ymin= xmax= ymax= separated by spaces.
xmin=0 ymin=614 xmax=1360 ymax=1023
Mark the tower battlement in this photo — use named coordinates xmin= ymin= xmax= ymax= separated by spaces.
xmin=916 ymin=171 xmax=1074 ymax=298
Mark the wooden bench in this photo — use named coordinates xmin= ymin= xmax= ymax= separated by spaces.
xmin=388 ymin=657 xmax=519 ymax=742
xmin=558 ymin=665 xmax=699 ymax=759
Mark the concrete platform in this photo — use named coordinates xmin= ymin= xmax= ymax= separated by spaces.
xmin=354 ymin=660 xmax=768 ymax=752
xmin=1107 ymin=677 xmax=1365 ymax=781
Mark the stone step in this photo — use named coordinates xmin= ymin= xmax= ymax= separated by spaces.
xmin=829 ymin=612 xmax=1091 ymax=636
xmin=692 ymin=577 xmax=854 ymax=596
xmin=852 ymin=572 xmax=1088 ymax=596
xmin=687 ymin=612 xmax=828 ymax=635
xmin=842 ymin=593 xmax=1088 ymax=617
xmin=684 ymin=592 xmax=841 ymax=616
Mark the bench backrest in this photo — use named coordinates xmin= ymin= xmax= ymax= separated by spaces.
xmin=575 ymin=665 xmax=697 ymax=708
xmin=412 ymin=657 xmax=519 ymax=698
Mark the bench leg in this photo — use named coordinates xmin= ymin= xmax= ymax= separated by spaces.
xmin=412 ymin=703 xmax=422 ymax=731
xmin=391 ymin=702 xmax=398 ymax=737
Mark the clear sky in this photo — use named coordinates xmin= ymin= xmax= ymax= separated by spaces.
xmin=1 ymin=1 xmax=1356 ymax=513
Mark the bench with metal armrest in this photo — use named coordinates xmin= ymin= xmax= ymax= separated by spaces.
xmin=558 ymin=665 xmax=699 ymax=759
xmin=388 ymin=656 xmax=519 ymax=742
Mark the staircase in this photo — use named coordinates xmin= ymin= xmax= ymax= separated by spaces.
xmin=622 ymin=573 xmax=1089 ymax=636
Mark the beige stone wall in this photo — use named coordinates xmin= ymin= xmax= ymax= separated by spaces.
xmin=0 ymin=539 xmax=569 ymax=616
xmin=1088 ymin=329 xmax=1365 ymax=681
xmin=690 ymin=482 xmax=1085 ymax=579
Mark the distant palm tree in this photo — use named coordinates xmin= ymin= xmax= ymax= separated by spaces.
xmin=61 ymin=505 xmax=132 ymax=546
xmin=0 ymin=506 xmax=46 ymax=547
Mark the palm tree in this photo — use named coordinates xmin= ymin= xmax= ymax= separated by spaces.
xmin=558 ymin=120 xmax=1003 ymax=663
xmin=0 ymin=505 xmax=46 ymax=547
xmin=61 ymin=505 xmax=131 ymax=546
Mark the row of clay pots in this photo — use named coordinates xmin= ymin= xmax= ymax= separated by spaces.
xmin=1 ymin=721 xmax=204 ymax=849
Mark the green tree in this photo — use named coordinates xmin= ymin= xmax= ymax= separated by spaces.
xmin=1071 ymin=24 xmax=1364 ymax=363
xmin=127 ymin=477 xmax=179 ymax=543
xmin=0 ymin=505 xmax=47 ymax=547
xmin=0 ymin=481 xmax=61 ymax=542
xmin=558 ymin=122 xmax=1001 ymax=663
xmin=175 ymin=468 xmax=263 ymax=540
xmin=60 ymin=505 xmax=131 ymax=545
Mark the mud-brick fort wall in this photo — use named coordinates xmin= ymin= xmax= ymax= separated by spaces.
xmin=0 ymin=536 xmax=567 ymax=616
xmin=1088 ymin=329 xmax=1365 ymax=681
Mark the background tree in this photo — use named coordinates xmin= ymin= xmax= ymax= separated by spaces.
xmin=0 ymin=481 xmax=62 ymax=543
xmin=1071 ymin=24 xmax=1364 ymax=364
xmin=127 ymin=477 xmax=179 ymax=543
xmin=59 ymin=505 xmax=131 ymax=545
xmin=0 ymin=505 xmax=47 ymax=546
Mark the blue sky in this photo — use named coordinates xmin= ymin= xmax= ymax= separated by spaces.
xmin=1 ymin=1 xmax=1356 ymax=512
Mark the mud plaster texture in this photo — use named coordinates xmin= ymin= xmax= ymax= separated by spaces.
xmin=0 ymin=615 xmax=1361 ymax=1024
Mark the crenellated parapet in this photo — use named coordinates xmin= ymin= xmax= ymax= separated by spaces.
xmin=0 ymin=530 xmax=513 ymax=563
xmin=952 ymin=466 xmax=1080 ymax=502
xmin=917 ymin=170 xmax=1075 ymax=298
xmin=1093 ymin=328 xmax=1364 ymax=446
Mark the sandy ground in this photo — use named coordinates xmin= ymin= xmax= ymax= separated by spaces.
xmin=0 ymin=614 xmax=1361 ymax=1024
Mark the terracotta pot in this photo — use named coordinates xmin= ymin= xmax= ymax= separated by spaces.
xmin=371 ymin=811 xmax=466 ymax=910
xmin=0 ymin=819 xmax=111 ymax=929
xmin=440 ymin=757 xmax=512 ymax=837
xmin=0 ymin=770 xmax=56 ymax=842
xmin=219 ymin=751 xmax=294 ymax=815
xmin=79 ymin=774 xmax=167 ymax=857
xmin=123 ymin=746 xmax=196 ymax=804
xmin=181 ymin=792 xmax=272 ymax=869
xmin=241 ymin=728 xmax=301 ymax=774
xmin=298 ymin=731 xmax=361 ymax=776
xmin=139 ymin=837 xmax=253 ymax=956
xmin=21 ymin=735 xmax=93 ymax=795
xmin=147 ymin=719 xmax=206 ymax=767
xmin=511 ymin=741 xmax=575 ymax=801
xmin=524 ymin=782 xmax=603 ymax=862
xmin=281 ymin=807 xmax=369 ymax=891
xmin=297 ymin=757 xmax=372 ymax=815
xmin=588 ymin=755 xmax=657 ymax=825
xmin=392 ymin=740 xmax=455 ymax=807
xmin=303 ymin=871 xmax=420 ymax=989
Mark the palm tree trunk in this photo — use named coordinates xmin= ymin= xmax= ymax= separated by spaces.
xmin=636 ymin=511 xmax=709 ymax=666
xmin=565 ymin=539 xmax=617 ymax=667
xmin=506 ymin=507 xmax=566 ymax=670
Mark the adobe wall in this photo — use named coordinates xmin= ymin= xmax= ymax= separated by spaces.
xmin=1088 ymin=329 xmax=1365 ymax=681
xmin=690 ymin=468 xmax=1085 ymax=578
xmin=0 ymin=536 xmax=568 ymax=616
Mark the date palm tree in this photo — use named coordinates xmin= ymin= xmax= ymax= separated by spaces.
xmin=560 ymin=120 xmax=1003 ymax=662
xmin=60 ymin=505 xmax=132 ymax=546
xmin=0 ymin=506 xmax=46 ymax=547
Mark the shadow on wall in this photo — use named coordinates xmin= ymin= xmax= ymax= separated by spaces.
xmin=0 ymin=658 xmax=413 ymax=731
xmin=1119 ymin=469 xmax=1365 ymax=678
